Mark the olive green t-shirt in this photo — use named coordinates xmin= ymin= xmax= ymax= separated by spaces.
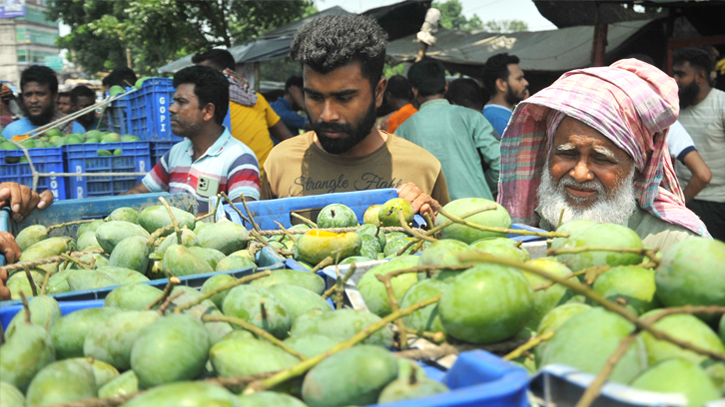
xmin=261 ymin=130 xmax=450 ymax=205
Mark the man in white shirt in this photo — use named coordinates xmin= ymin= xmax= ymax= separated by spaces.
xmin=666 ymin=120 xmax=711 ymax=203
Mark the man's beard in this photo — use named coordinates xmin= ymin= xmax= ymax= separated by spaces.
xmin=678 ymin=80 xmax=700 ymax=109
xmin=537 ymin=164 xmax=637 ymax=227
xmin=504 ymin=83 xmax=526 ymax=106
xmin=311 ymin=98 xmax=377 ymax=155
xmin=23 ymin=103 xmax=55 ymax=126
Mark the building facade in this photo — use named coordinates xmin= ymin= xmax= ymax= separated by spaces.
xmin=0 ymin=0 xmax=60 ymax=89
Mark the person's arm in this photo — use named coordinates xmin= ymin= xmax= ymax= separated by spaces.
xmin=397 ymin=182 xmax=440 ymax=222
xmin=0 ymin=266 xmax=10 ymax=301
xmin=269 ymin=120 xmax=295 ymax=142
xmin=473 ymin=117 xmax=501 ymax=197
xmin=681 ymin=150 xmax=712 ymax=203
xmin=123 ymin=154 xmax=170 ymax=195
xmin=122 ymin=182 xmax=150 ymax=195
xmin=0 ymin=182 xmax=53 ymax=222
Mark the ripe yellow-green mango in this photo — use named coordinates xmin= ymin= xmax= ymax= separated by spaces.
xmin=5 ymin=295 xmax=61 ymax=339
xmin=121 ymin=381 xmax=241 ymax=407
xmin=400 ymin=279 xmax=449 ymax=333
xmin=19 ymin=236 xmax=70 ymax=262
xmin=188 ymin=246 xmax=225 ymax=269
xmin=222 ymin=285 xmax=291 ymax=339
xmin=156 ymin=228 xmax=198 ymax=255
xmin=0 ymin=382 xmax=25 ymax=407
xmin=639 ymin=310 xmax=725 ymax=365
xmin=377 ymin=375 xmax=449 ymax=404
xmin=95 ymin=221 xmax=150 ymax=253
xmin=317 ymin=203 xmax=358 ymax=228
xmin=630 ymin=358 xmax=720 ymax=407
xmin=363 ymin=204 xmax=382 ymax=226
xmin=302 ymin=345 xmax=398 ymax=407
xmin=551 ymin=219 xmax=595 ymax=249
xmin=592 ymin=266 xmax=660 ymax=316
xmin=416 ymin=239 xmax=470 ymax=280
xmin=15 ymin=224 xmax=48 ymax=251
xmin=84 ymin=310 xmax=160 ymax=370
xmin=439 ymin=264 xmax=534 ymax=344
xmin=75 ymin=357 xmax=119 ymax=388
xmin=46 ymin=269 xmax=72 ymax=294
xmin=434 ymin=198 xmax=512 ymax=243
xmin=0 ymin=322 xmax=56 ymax=392
xmin=471 ymin=237 xmax=531 ymax=262
xmin=215 ymin=255 xmax=256 ymax=272
xmin=358 ymin=255 xmax=420 ymax=317
xmin=50 ymin=307 xmax=121 ymax=359
xmin=163 ymin=244 xmax=213 ymax=277
xmin=210 ymin=337 xmax=300 ymax=379
xmin=67 ymin=268 xmax=118 ymax=291
xmin=290 ymin=308 xmax=393 ymax=348
xmin=25 ymin=359 xmax=96 ymax=406
xmin=77 ymin=219 xmax=104 ymax=237
xmin=6 ymin=270 xmax=44 ymax=299
xmin=283 ymin=334 xmax=342 ymax=359
xmin=196 ymin=221 xmax=248 ymax=255
xmin=139 ymin=205 xmax=195 ymax=236
xmin=534 ymin=303 xmax=591 ymax=363
xmin=201 ymin=274 xmax=236 ymax=308
xmin=250 ymin=269 xmax=325 ymax=295
xmin=238 ymin=391 xmax=308 ymax=407
xmin=294 ymin=230 xmax=362 ymax=265
xmin=108 ymin=207 xmax=140 ymax=223
xmin=104 ymin=282 xmax=163 ymax=310
xmin=98 ymin=370 xmax=138 ymax=398
xmin=522 ymin=257 xmax=573 ymax=330
xmin=77 ymin=231 xmax=102 ymax=251
xmin=268 ymin=284 xmax=332 ymax=320
xmin=378 ymin=198 xmax=414 ymax=227
xmin=555 ymin=223 xmax=643 ymax=272
xmin=130 ymin=314 xmax=211 ymax=388
xmin=109 ymin=235 xmax=150 ymax=273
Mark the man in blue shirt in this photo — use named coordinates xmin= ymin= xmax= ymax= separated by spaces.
xmin=481 ymin=53 xmax=529 ymax=138
xmin=2 ymin=65 xmax=84 ymax=138
xmin=270 ymin=76 xmax=310 ymax=143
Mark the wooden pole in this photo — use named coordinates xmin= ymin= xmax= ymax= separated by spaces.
xmin=126 ymin=48 xmax=133 ymax=70
xmin=591 ymin=3 xmax=608 ymax=67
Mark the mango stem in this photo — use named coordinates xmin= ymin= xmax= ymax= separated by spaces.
xmin=321 ymin=264 xmax=356 ymax=300
xmin=546 ymin=246 xmax=660 ymax=266
xmin=574 ymin=333 xmax=638 ymax=407
xmin=19 ymin=291 xmax=31 ymax=323
xmin=375 ymin=272 xmax=408 ymax=348
xmin=23 ymin=265 xmax=37 ymax=297
xmin=4 ymin=249 xmax=104 ymax=273
xmin=290 ymin=212 xmax=317 ymax=228
xmin=158 ymin=197 xmax=182 ymax=245
xmin=46 ymin=218 xmax=99 ymax=233
xmin=144 ymin=276 xmax=180 ymax=311
xmin=503 ymin=330 xmax=555 ymax=360
xmin=172 ymin=270 xmax=272 ymax=313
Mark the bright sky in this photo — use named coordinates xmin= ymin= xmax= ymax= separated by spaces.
xmin=316 ymin=0 xmax=558 ymax=31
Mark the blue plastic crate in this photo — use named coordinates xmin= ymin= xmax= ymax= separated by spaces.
xmin=149 ymin=140 xmax=177 ymax=167
xmin=1 ymin=299 xmax=104 ymax=331
xmin=128 ymin=78 xmax=183 ymax=141
xmin=63 ymin=141 xmax=151 ymax=199
xmin=0 ymin=147 xmax=67 ymax=200
xmin=105 ymin=91 xmax=132 ymax=135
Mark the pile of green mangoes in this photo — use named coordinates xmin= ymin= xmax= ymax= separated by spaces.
xmin=0 ymin=130 xmax=143 ymax=163
xmin=4 ymin=205 xmax=255 ymax=300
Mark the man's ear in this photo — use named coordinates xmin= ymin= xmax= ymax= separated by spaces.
xmin=696 ymin=69 xmax=708 ymax=85
xmin=496 ymin=78 xmax=508 ymax=94
xmin=203 ymin=103 xmax=216 ymax=123
xmin=444 ymin=81 xmax=449 ymax=94
xmin=375 ymin=77 xmax=387 ymax=108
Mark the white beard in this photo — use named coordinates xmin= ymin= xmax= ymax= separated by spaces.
xmin=537 ymin=164 xmax=637 ymax=227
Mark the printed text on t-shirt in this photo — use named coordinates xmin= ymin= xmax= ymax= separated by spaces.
xmin=291 ymin=173 xmax=404 ymax=195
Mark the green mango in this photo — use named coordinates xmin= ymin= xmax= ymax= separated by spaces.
xmin=95 ymin=221 xmax=150 ymax=253
xmin=104 ymin=282 xmax=163 ymax=310
xmin=0 ymin=322 xmax=56 ymax=392
xmin=316 ymin=203 xmax=358 ymax=228
xmin=196 ymin=221 xmax=248 ymax=255
xmin=238 ymin=391 xmax=308 ymax=407
xmin=378 ymin=198 xmax=414 ymax=227
xmin=556 ymin=223 xmax=644 ymax=272
xmin=77 ymin=253 xmax=108 ymax=269
xmin=0 ymin=382 xmax=25 ymax=407
xmin=250 ymin=269 xmax=325 ymax=295
xmin=268 ymin=284 xmax=332 ymax=320
xmin=439 ymin=264 xmax=534 ymax=344
xmin=120 ymin=134 xmax=140 ymax=142
xmin=534 ymin=303 xmax=591 ymax=361
xmin=25 ymin=359 xmax=96 ymax=406
xmin=720 ymin=314 xmax=724 ymax=343
xmin=107 ymin=235 xmax=150 ymax=273
xmin=302 ymin=345 xmax=398 ymax=407
xmin=109 ymin=86 xmax=125 ymax=96
xmin=435 ymin=198 xmax=512 ymax=243
xmin=384 ymin=237 xmax=418 ymax=258
xmin=283 ymin=334 xmax=342 ymax=359
xmin=358 ymin=255 xmax=420 ymax=317
xmin=163 ymin=244 xmax=213 ymax=277
xmin=416 ymin=239 xmax=470 ymax=280
xmin=64 ymin=136 xmax=83 ymax=145
xmin=67 ymin=268 xmax=118 ymax=291
xmin=377 ymin=373 xmax=449 ymax=404
xmin=188 ymin=246 xmax=226 ymax=269
xmin=15 ymin=224 xmax=48 ymax=251
xmin=339 ymin=255 xmax=374 ymax=265
xmin=108 ymin=207 xmax=140 ymax=223
xmin=551 ymin=219 xmax=595 ymax=249
xmin=46 ymin=269 xmax=72 ymax=294
xmin=400 ymin=279 xmax=449 ymax=334
xmin=121 ymin=381 xmax=241 ymax=407
xmin=101 ymin=132 xmax=121 ymax=143
xmin=85 ymin=130 xmax=102 ymax=139
xmin=139 ymin=205 xmax=196 ymax=236
xmin=592 ymin=266 xmax=659 ymax=316
xmin=76 ymin=357 xmax=119 ymax=388
xmin=98 ymin=370 xmax=138 ymax=398
xmin=50 ymin=307 xmax=120 ymax=359
xmin=655 ymin=237 xmax=725 ymax=323
xmin=221 ymin=285 xmax=291 ymax=339
xmin=130 ymin=314 xmax=211 ymax=388
xmin=85 ymin=137 xmax=100 ymax=144
xmin=210 ymin=337 xmax=300 ymax=379
xmin=290 ymin=308 xmax=393 ymax=348
xmin=215 ymin=255 xmax=256 ymax=272
xmin=630 ymin=358 xmax=720 ymax=407
xmin=186 ymin=306 xmax=234 ymax=346
xmin=201 ymin=273 xmax=237 ymax=308
xmin=193 ymin=220 xmax=212 ymax=235
xmin=156 ymin=229 xmax=198 ymax=255
xmin=540 ymin=307 xmax=647 ymax=383
xmin=77 ymin=231 xmax=101 ymax=251
xmin=471 ymin=237 xmax=531 ymax=262
xmin=5 ymin=295 xmax=61 ymax=340
xmin=77 ymin=219 xmax=104 ymax=237
xmin=363 ymin=204 xmax=382 ymax=226
xmin=6 ymin=270 xmax=44 ymax=299
xmin=294 ymin=230 xmax=362 ymax=265
xmin=639 ymin=310 xmax=725 ymax=365
xmin=84 ymin=310 xmax=161 ymax=370
xmin=359 ymin=234 xmax=382 ymax=259
xmin=356 ymin=223 xmax=385 ymax=246
xmin=19 ymin=236 xmax=70 ymax=262
xmin=521 ymin=257 xmax=573 ymax=330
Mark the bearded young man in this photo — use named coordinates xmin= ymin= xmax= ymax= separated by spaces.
xmin=261 ymin=15 xmax=449 ymax=217
xmin=2 ymin=65 xmax=84 ymax=138
xmin=498 ymin=59 xmax=709 ymax=252
xmin=482 ymin=53 xmax=529 ymax=138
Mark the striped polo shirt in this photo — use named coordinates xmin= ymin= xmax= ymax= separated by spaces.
xmin=142 ymin=127 xmax=260 ymax=212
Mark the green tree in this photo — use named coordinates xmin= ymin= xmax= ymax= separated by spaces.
xmin=432 ymin=0 xmax=528 ymax=33
xmin=48 ymin=0 xmax=311 ymax=76
xmin=480 ymin=20 xmax=529 ymax=33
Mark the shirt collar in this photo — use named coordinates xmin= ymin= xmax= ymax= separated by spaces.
xmin=419 ymin=98 xmax=449 ymax=110
xmin=186 ymin=127 xmax=232 ymax=159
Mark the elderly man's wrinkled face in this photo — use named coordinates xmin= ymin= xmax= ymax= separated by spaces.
xmin=537 ymin=117 xmax=638 ymax=226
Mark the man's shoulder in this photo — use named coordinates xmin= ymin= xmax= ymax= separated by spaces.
xmin=385 ymin=133 xmax=442 ymax=168
xmin=267 ymin=132 xmax=313 ymax=161
xmin=1 ymin=118 xmax=32 ymax=136
xmin=628 ymin=208 xmax=699 ymax=252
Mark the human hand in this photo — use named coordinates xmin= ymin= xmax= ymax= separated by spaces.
xmin=0 ymin=231 xmax=20 ymax=264
xmin=0 ymin=267 xmax=9 ymax=301
xmin=397 ymin=182 xmax=439 ymax=222
xmin=0 ymin=182 xmax=54 ymax=222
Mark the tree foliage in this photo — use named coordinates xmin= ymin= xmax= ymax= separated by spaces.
xmin=48 ymin=0 xmax=311 ymax=76
xmin=432 ymin=0 xmax=528 ymax=33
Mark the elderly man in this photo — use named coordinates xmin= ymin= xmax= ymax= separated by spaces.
xmin=498 ymin=59 xmax=709 ymax=252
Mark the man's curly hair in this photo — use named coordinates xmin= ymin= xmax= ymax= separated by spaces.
xmin=290 ymin=15 xmax=388 ymax=87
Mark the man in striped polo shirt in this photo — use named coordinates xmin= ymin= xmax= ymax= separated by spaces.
xmin=124 ymin=66 xmax=260 ymax=213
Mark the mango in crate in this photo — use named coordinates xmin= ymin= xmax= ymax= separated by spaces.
xmin=4 ymin=295 xmax=61 ymax=339
xmin=250 ymin=269 xmax=325 ymax=295
xmin=378 ymin=197 xmax=415 ymax=227
xmin=98 ymin=370 xmax=138 ymax=398
xmin=290 ymin=308 xmax=393 ymax=347
xmin=293 ymin=230 xmax=362 ymax=264
xmin=139 ymin=205 xmax=196 ymax=236
xmin=238 ymin=391 xmax=308 ymax=407
xmin=268 ymin=284 xmax=332 ymax=320
xmin=50 ymin=307 xmax=121 ymax=359
xmin=121 ymin=134 xmax=140 ymax=142
xmin=283 ymin=334 xmax=342 ymax=359
xmin=0 ymin=320 xmax=56 ymax=392
xmin=400 ymin=278 xmax=449 ymax=333
xmin=434 ymin=198 xmax=512 ymax=243
xmin=0 ymin=382 xmax=25 ymax=407
xmin=521 ymin=257 xmax=573 ymax=330
xmin=25 ymin=359 xmax=96 ymax=406
xmin=555 ymin=223 xmax=644 ymax=272
xmin=363 ymin=204 xmax=382 ymax=226
xmin=221 ymin=285 xmax=291 ymax=339
xmin=119 ymin=381 xmax=240 ymax=407
xmin=317 ymin=203 xmax=358 ymax=228
xmin=196 ymin=221 xmax=248 ymax=255
xmin=84 ymin=310 xmax=161 ymax=371
xmin=630 ymin=358 xmax=721 ymax=407
xmin=357 ymin=255 xmax=419 ymax=317
xmin=209 ymin=337 xmax=300 ymax=380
